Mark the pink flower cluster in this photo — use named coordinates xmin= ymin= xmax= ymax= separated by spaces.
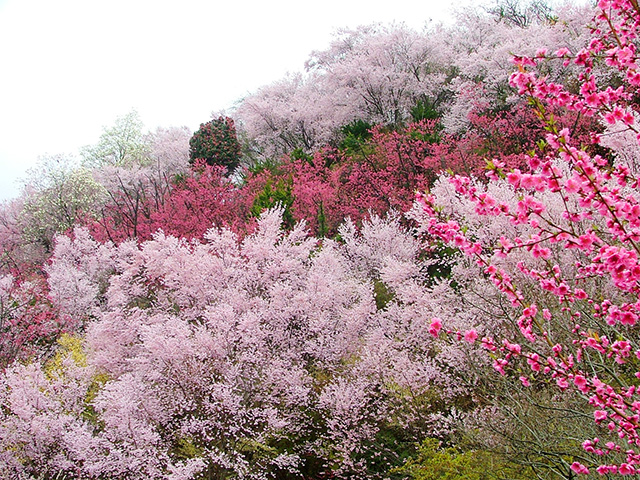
xmin=416 ymin=0 xmax=640 ymax=473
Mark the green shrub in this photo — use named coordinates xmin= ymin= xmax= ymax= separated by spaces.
xmin=394 ymin=439 xmax=532 ymax=480
xmin=189 ymin=116 xmax=242 ymax=175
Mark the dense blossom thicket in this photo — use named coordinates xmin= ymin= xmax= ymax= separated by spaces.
xmin=3 ymin=0 xmax=640 ymax=478
xmin=1 ymin=211 xmax=484 ymax=479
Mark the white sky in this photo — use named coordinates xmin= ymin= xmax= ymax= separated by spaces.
xmin=0 ymin=0 xmax=465 ymax=201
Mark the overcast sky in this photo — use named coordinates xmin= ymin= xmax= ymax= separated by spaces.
xmin=0 ymin=0 xmax=467 ymax=201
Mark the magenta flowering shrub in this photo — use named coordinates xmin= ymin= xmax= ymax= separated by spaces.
xmin=0 ymin=275 xmax=69 ymax=369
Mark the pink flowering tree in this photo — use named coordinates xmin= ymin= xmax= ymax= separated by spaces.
xmin=146 ymin=162 xmax=248 ymax=241
xmin=413 ymin=0 xmax=640 ymax=475
xmin=304 ymin=23 xmax=454 ymax=127
xmin=88 ymin=125 xmax=191 ymax=243
xmin=0 ymin=275 xmax=68 ymax=369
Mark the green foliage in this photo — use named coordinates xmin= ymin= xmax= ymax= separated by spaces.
xmin=290 ymin=147 xmax=313 ymax=164
xmin=373 ymin=279 xmax=395 ymax=310
xmin=44 ymin=334 xmax=109 ymax=426
xmin=341 ymin=119 xmax=374 ymax=139
xmin=423 ymin=243 xmax=457 ymax=286
xmin=340 ymin=119 xmax=374 ymax=156
xmin=172 ymin=171 xmax=189 ymax=187
xmin=171 ymin=436 xmax=204 ymax=461
xmin=237 ymin=438 xmax=280 ymax=467
xmin=44 ymin=333 xmax=87 ymax=377
xmin=246 ymin=157 xmax=282 ymax=177
xmin=80 ymin=110 xmax=150 ymax=167
xmin=410 ymin=99 xmax=441 ymax=123
xmin=317 ymin=200 xmax=328 ymax=238
xmin=395 ymin=439 xmax=532 ymax=480
xmin=356 ymin=424 xmax=423 ymax=479
xmin=250 ymin=178 xmax=295 ymax=229
xmin=189 ymin=116 xmax=242 ymax=175
xmin=407 ymin=103 xmax=443 ymax=144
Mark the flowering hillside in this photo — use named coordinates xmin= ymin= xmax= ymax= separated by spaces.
xmin=3 ymin=0 xmax=640 ymax=478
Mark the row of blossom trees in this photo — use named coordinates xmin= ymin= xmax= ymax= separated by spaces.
xmin=233 ymin=2 xmax=595 ymax=160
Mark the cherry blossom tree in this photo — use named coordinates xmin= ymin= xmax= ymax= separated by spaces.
xmin=234 ymin=72 xmax=351 ymax=161
xmin=442 ymin=2 xmax=593 ymax=132
xmin=88 ymin=124 xmax=191 ymax=243
xmin=305 ymin=23 xmax=454 ymax=127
